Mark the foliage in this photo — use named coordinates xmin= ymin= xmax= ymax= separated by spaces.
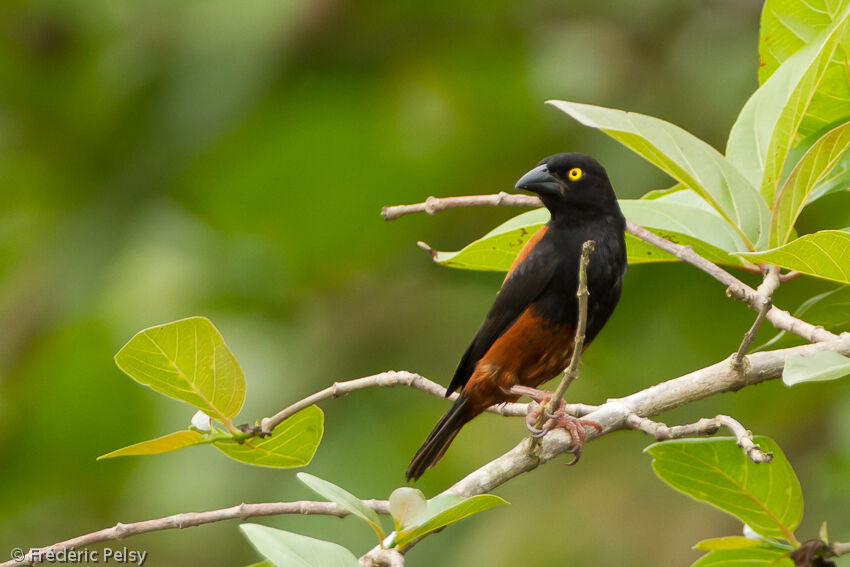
xmin=426 ymin=2 xmax=850 ymax=288
xmin=242 ymin=474 xmax=506 ymax=566
xmin=103 ymin=317 xmax=323 ymax=468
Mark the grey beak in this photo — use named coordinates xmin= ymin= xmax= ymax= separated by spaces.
xmin=515 ymin=164 xmax=562 ymax=197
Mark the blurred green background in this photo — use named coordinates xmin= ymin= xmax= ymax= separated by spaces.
xmin=2 ymin=0 xmax=849 ymax=565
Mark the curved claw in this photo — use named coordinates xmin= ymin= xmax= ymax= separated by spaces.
xmin=526 ymin=422 xmax=546 ymax=437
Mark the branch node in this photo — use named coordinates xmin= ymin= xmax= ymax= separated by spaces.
xmin=424 ymin=196 xmax=439 ymax=215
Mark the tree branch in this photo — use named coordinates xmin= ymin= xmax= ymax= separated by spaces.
xmin=365 ymin=333 xmax=850 ymax=560
xmin=11 ymin=334 xmax=850 ymax=565
xmin=259 ymin=371 xmax=528 ymax=434
xmin=2 ymin=500 xmax=391 ymax=567
xmin=382 ymin=193 xmax=838 ymax=344
xmin=626 ymin=413 xmax=773 ymax=463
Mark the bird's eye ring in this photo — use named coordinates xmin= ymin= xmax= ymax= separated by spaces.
xmin=568 ymin=168 xmax=583 ymax=181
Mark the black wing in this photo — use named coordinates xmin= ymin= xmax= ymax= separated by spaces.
xmin=445 ymin=248 xmax=558 ymax=395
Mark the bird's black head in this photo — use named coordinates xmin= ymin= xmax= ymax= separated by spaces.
xmin=515 ymin=153 xmax=621 ymax=221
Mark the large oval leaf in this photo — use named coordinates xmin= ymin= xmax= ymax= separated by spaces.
xmin=646 ymin=437 xmax=802 ymax=541
xmin=727 ymin=7 xmax=850 ymax=204
xmin=114 ymin=317 xmax=246 ymax=422
xmin=214 ymin=405 xmax=323 ymax=468
xmin=736 ymin=230 xmax=850 ymax=283
xmin=771 ymin=120 xmax=850 ymax=246
xmin=240 ymin=524 xmax=360 ymax=567
xmin=548 ymin=100 xmax=768 ymax=247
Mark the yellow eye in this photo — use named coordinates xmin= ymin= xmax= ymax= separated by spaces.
xmin=568 ymin=167 xmax=583 ymax=181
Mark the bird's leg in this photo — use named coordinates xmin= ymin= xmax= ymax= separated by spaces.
xmin=509 ymin=385 xmax=601 ymax=461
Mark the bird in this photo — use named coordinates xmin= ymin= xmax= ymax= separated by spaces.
xmin=406 ymin=153 xmax=627 ymax=482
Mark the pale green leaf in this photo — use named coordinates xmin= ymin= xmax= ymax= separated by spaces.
xmin=388 ymin=487 xmax=428 ymax=532
xmin=620 ymin=200 xmax=750 ymax=253
xmin=693 ymin=536 xmax=771 ymax=551
xmin=646 ymin=437 xmax=802 ymax=540
xmin=432 ymin=208 xmax=548 ymax=271
xmin=214 ymin=406 xmax=323 ymax=468
xmin=393 ymin=494 xmax=507 ymax=548
xmin=691 ymin=548 xmax=792 ymax=567
xmin=771 ymin=119 xmax=850 ymax=246
xmin=240 ymin=524 xmax=360 ymax=567
xmin=114 ymin=316 xmax=246 ymax=422
xmin=736 ymin=230 xmax=850 ymax=283
xmin=297 ymin=473 xmax=385 ymax=541
xmin=548 ymin=100 xmax=768 ymax=247
xmin=758 ymin=0 xmax=850 ymax=136
xmin=783 ymin=350 xmax=850 ymax=385
xmin=98 ymin=430 xmax=205 ymax=460
xmin=727 ymin=7 xmax=850 ymax=204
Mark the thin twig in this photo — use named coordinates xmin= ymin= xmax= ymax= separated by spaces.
xmin=543 ymin=240 xmax=595 ymax=420
xmin=382 ymin=193 xmax=838 ymax=344
xmin=259 ymin=371 xmax=528 ymax=434
xmin=380 ymin=193 xmax=539 ymax=220
xmin=3 ymin=500 xmax=391 ymax=567
xmin=733 ymin=267 xmax=780 ymax=368
xmin=626 ymin=414 xmax=773 ymax=463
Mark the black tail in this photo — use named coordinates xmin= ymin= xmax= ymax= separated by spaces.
xmin=406 ymin=395 xmax=470 ymax=481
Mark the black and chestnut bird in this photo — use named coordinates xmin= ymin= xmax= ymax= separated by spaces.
xmin=406 ymin=153 xmax=627 ymax=482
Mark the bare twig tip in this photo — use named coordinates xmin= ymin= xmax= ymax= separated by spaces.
xmin=416 ymin=241 xmax=437 ymax=259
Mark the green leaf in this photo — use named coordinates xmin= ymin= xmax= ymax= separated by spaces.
xmin=727 ymin=7 xmax=850 ymax=204
xmin=297 ymin=473 xmax=385 ymax=541
xmin=214 ymin=406 xmax=323 ymax=468
xmin=771 ymin=120 xmax=850 ymax=246
xmin=97 ymin=430 xmax=205 ymax=460
xmin=245 ymin=562 xmax=275 ymax=567
xmin=783 ymin=350 xmax=850 ymax=385
xmin=430 ymin=202 xmax=748 ymax=272
xmin=432 ymin=208 xmax=548 ymax=271
xmin=240 ymin=524 xmax=360 ymax=567
xmin=758 ymin=0 xmax=850 ymax=83
xmin=691 ymin=548 xmax=792 ymax=567
xmin=693 ymin=536 xmax=770 ymax=551
xmin=388 ymin=487 xmax=428 ymax=532
xmin=621 ymin=200 xmax=750 ymax=254
xmin=736 ymin=230 xmax=850 ymax=283
xmin=114 ymin=316 xmax=246 ymax=424
xmin=646 ymin=437 xmax=802 ymax=541
xmin=758 ymin=0 xmax=850 ymax=136
xmin=806 ymin=151 xmax=850 ymax=203
xmin=548 ymin=100 xmax=768 ymax=247
xmin=393 ymin=494 xmax=507 ymax=548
